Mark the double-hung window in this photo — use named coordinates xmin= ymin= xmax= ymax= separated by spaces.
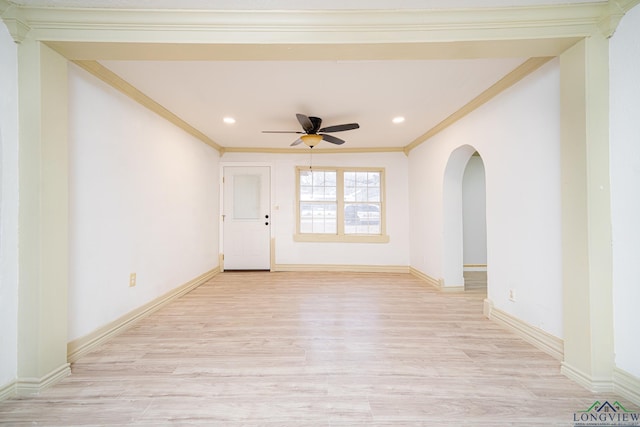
xmin=295 ymin=167 xmax=388 ymax=243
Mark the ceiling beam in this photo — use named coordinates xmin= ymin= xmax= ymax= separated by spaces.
xmin=2 ymin=2 xmax=616 ymax=45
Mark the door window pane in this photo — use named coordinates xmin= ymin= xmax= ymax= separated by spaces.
xmin=233 ymin=174 xmax=261 ymax=219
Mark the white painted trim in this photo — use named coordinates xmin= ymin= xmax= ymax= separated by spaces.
xmin=72 ymin=60 xmax=222 ymax=152
xmin=613 ymin=367 xmax=640 ymax=407
xmin=273 ymin=264 xmax=409 ymax=274
xmin=223 ymin=147 xmax=405 ymax=155
xmin=2 ymin=3 xmax=614 ymax=44
xmin=440 ymin=285 xmax=465 ymax=292
xmin=463 ymin=264 xmax=487 ymax=272
xmin=405 ymin=57 xmax=553 ymax=153
xmin=484 ymin=298 xmax=564 ymax=361
xmin=483 ymin=298 xmax=492 ymax=318
xmin=410 ymin=267 xmax=464 ymax=292
xmin=409 ymin=267 xmax=440 ymax=289
xmin=410 ymin=267 xmax=442 ymax=290
xmin=0 ymin=380 xmax=16 ymax=402
xmin=293 ymin=234 xmax=390 ymax=243
xmin=15 ymin=363 xmax=71 ymax=396
xmin=67 ymin=268 xmax=219 ymax=363
xmin=561 ymin=362 xmax=615 ymax=393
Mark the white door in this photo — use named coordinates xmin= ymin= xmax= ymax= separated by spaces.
xmin=222 ymin=166 xmax=271 ymax=270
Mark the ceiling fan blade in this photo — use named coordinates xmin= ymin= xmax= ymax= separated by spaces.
xmin=290 ymin=138 xmax=303 ymax=146
xmin=262 ymin=130 xmax=304 ymax=134
xmin=320 ymin=134 xmax=345 ymax=145
xmin=309 ymin=116 xmax=323 ymax=133
xmin=296 ymin=114 xmax=314 ymax=134
xmin=318 ymin=123 xmax=360 ymax=133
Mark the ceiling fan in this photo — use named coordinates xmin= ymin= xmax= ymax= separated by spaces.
xmin=262 ymin=113 xmax=360 ymax=147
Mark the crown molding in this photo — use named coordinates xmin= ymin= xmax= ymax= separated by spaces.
xmin=616 ymin=0 xmax=640 ymax=12
xmin=221 ymin=146 xmax=405 ymax=155
xmin=0 ymin=0 xmax=10 ymax=14
xmin=0 ymin=1 xmax=31 ymax=42
xmin=72 ymin=60 xmax=223 ymax=153
xmin=1 ymin=2 xmax=621 ymax=45
xmin=404 ymin=56 xmax=554 ymax=154
xmin=599 ymin=0 xmax=640 ymax=37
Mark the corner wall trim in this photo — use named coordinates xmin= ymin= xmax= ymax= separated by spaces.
xmin=273 ymin=264 xmax=409 ymax=274
xmin=15 ymin=363 xmax=71 ymax=396
xmin=484 ymin=298 xmax=564 ymax=361
xmin=0 ymin=380 xmax=17 ymax=402
xmin=561 ymin=362 xmax=614 ymax=393
xmin=410 ymin=267 xmax=441 ymax=289
xmin=67 ymin=267 xmax=220 ymax=363
xmin=409 ymin=267 xmax=464 ymax=292
xmin=613 ymin=367 xmax=640 ymax=406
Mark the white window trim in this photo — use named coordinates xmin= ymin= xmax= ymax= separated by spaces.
xmin=294 ymin=166 xmax=389 ymax=243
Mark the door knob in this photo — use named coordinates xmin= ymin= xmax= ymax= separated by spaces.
xmin=265 ymin=222 xmax=269 ymax=226
xmin=265 ymin=214 xmax=269 ymax=219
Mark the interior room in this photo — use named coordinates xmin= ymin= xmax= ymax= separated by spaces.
xmin=1 ymin=0 xmax=639 ymax=424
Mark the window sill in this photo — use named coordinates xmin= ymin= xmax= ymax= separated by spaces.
xmin=293 ymin=233 xmax=390 ymax=243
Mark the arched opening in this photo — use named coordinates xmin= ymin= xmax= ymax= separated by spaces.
xmin=442 ymin=145 xmax=487 ymax=294
xmin=462 ymin=153 xmax=487 ymax=295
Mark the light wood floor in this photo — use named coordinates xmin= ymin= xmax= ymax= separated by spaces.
xmin=0 ymin=272 xmax=634 ymax=426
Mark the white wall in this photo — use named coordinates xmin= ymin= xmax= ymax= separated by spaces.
xmin=610 ymin=4 xmax=640 ymax=378
xmin=462 ymin=156 xmax=487 ymax=267
xmin=68 ymin=64 xmax=220 ymax=342
xmin=409 ymin=59 xmax=563 ymax=338
xmin=0 ymin=24 xmax=19 ymax=391
xmin=221 ymin=151 xmax=410 ymax=267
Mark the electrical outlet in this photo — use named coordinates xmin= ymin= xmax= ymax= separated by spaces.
xmin=129 ymin=273 xmax=136 ymax=287
xmin=509 ymin=289 xmax=516 ymax=302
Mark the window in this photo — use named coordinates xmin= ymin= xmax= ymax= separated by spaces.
xmin=295 ymin=167 xmax=388 ymax=243
xmin=299 ymin=169 xmax=337 ymax=234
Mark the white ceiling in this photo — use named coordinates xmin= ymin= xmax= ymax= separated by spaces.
xmin=99 ymin=58 xmax=526 ymax=150
xmin=15 ymin=0 xmax=598 ymax=151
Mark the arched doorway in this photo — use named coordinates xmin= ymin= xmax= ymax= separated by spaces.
xmin=462 ymin=152 xmax=487 ymax=294
xmin=442 ymin=145 xmax=487 ymax=294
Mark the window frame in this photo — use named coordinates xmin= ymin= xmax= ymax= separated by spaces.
xmin=294 ymin=166 xmax=389 ymax=243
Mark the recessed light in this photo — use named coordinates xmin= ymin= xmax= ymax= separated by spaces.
xmin=392 ymin=116 xmax=405 ymax=124
xmin=223 ymin=117 xmax=236 ymax=124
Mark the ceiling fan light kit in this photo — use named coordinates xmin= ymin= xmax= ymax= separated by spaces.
xmin=301 ymin=134 xmax=323 ymax=147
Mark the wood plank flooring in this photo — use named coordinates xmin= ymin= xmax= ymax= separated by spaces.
xmin=0 ymin=272 xmax=636 ymax=426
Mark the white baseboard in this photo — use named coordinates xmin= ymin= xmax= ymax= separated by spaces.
xmin=272 ymin=264 xmax=409 ymax=273
xmin=484 ymin=298 xmax=564 ymax=361
xmin=561 ymin=362 xmax=614 ymax=393
xmin=464 ymin=264 xmax=487 ymax=272
xmin=15 ymin=363 xmax=71 ymax=396
xmin=613 ymin=367 xmax=640 ymax=406
xmin=0 ymin=379 xmax=16 ymax=401
xmin=67 ymin=267 xmax=220 ymax=363
xmin=409 ymin=267 xmax=464 ymax=292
